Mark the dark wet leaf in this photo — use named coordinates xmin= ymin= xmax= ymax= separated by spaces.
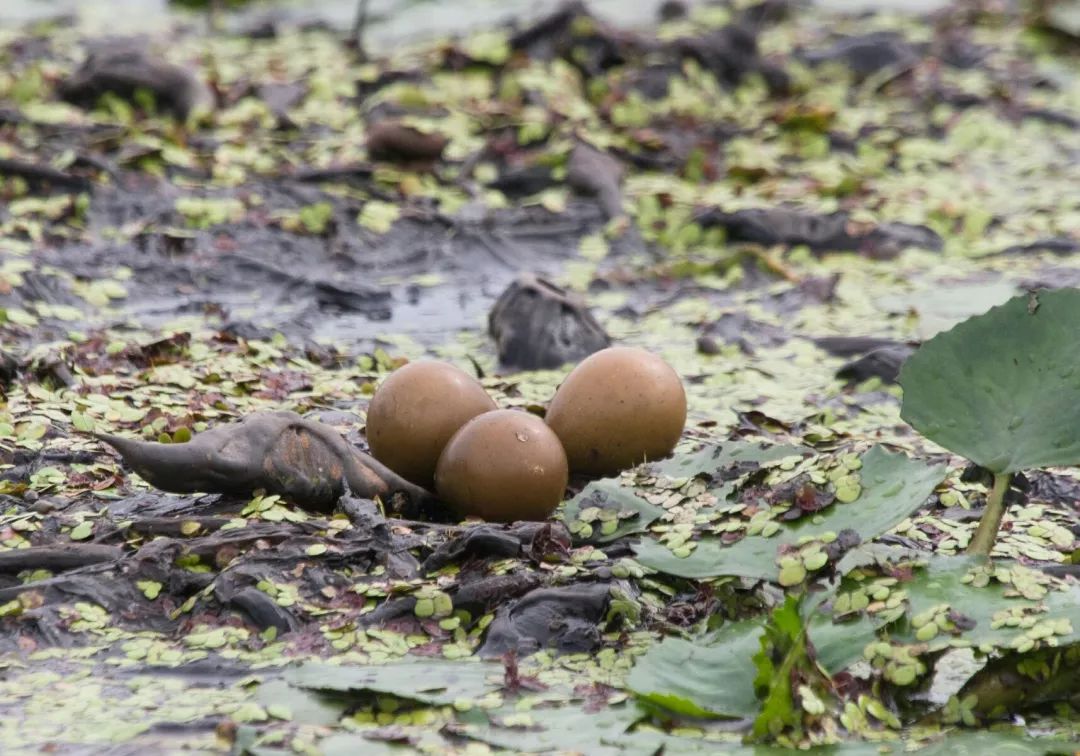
xmin=366 ymin=120 xmax=447 ymax=163
xmin=836 ymin=344 xmax=915 ymax=385
xmin=57 ymin=41 xmax=213 ymax=120
xmin=900 ymin=288 xmax=1080 ymax=474
xmin=652 ymin=441 xmax=808 ymax=481
xmin=0 ymin=157 xmax=91 ymax=193
xmin=421 ymin=523 xmax=531 ymax=572
xmin=96 ymin=410 xmax=433 ymax=512
xmin=801 ymin=31 xmax=919 ymax=77
xmin=815 ymin=336 xmax=900 ymax=358
xmin=695 ymin=207 xmax=940 ymax=253
xmin=566 ymin=142 xmax=625 ymax=219
xmin=488 ymin=273 xmax=609 ymax=371
xmin=634 ymin=446 xmax=945 ymax=580
xmin=479 ymin=583 xmax=610 ymax=656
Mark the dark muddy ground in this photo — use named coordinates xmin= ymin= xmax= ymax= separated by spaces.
xmin=3 ymin=0 xmax=1080 ymax=753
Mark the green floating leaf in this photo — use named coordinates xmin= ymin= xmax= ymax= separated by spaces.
xmin=255 ymin=679 xmax=347 ymax=728
xmin=137 ymin=580 xmax=162 ymax=600
xmin=284 ymin=659 xmax=500 ymax=707
xmin=458 ymin=701 xmax=641 ymax=754
xmin=559 ymin=479 xmax=664 ymax=544
xmin=911 ymin=730 xmax=1080 ymax=756
xmin=808 ymin=611 xmax=879 ymax=677
xmin=893 ymin=556 xmax=1080 ymax=651
xmin=777 ymin=561 xmax=807 ymax=587
xmin=299 ymin=202 xmax=334 ymax=235
xmin=318 ymin=734 xmax=421 ymax=756
xmin=813 ymin=555 xmax=1080 ymax=684
xmin=71 ymin=411 xmax=95 ymax=433
xmin=900 ymin=288 xmax=1080 ymax=475
xmin=69 ymin=521 xmax=93 ymax=541
xmin=357 ymin=200 xmax=400 ymax=234
xmin=633 ymin=446 xmax=945 ymax=581
xmin=627 ymin=620 xmax=761 ymax=719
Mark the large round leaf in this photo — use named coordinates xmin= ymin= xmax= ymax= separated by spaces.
xmin=900 ymin=288 xmax=1080 ymax=474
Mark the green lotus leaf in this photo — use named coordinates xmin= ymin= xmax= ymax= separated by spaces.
xmin=900 ymin=288 xmax=1080 ymax=474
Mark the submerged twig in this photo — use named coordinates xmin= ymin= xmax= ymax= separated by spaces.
xmin=0 ymin=545 xmax=122 ymax=573
xmin=0 ymin=158 xmax=91 ymax=192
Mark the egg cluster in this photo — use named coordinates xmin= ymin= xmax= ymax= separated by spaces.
xmin=364 ymin=347 xmax=687 ymax=523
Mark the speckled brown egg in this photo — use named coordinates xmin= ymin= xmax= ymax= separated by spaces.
xmin=435 ymin=410 xmax=568 ymax=522
xmin=545 ymin=346 xmax=686 ymax=476
xmin=366 ymin=360 xmax=496 ymax=488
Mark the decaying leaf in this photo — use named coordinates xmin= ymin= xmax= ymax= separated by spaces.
xmin=95 ymin=410 xmax=433 ymax=513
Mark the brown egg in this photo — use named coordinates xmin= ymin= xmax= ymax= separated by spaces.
xmin=545 ymin=346 xmax=686 ymax=476
xmin=435 ymin=410 xmax=568 ymax=522
xmin=366 ymin=360 xmax=496 ymax=488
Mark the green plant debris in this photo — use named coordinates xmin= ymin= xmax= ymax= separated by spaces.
xmin=750 ymin=596 xmax=830 ymax=742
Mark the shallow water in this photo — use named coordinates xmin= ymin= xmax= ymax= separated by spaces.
xmin=0 ymin=0 xmax=663 ymax=44
xmin=0 ymin=0 xmax=944 ymax=42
